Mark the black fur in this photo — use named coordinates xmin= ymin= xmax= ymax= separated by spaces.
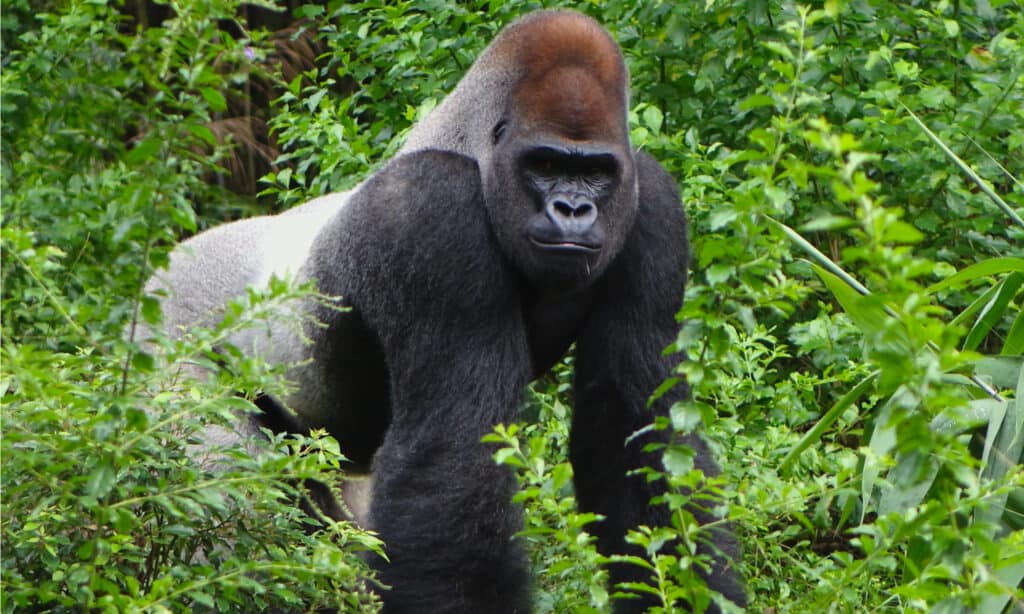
xmin=290 ymin=150 xmax=744 ymax=612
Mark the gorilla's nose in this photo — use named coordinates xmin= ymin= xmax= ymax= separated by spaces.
xmin=546 ymin=195 xmax=597 ymax=235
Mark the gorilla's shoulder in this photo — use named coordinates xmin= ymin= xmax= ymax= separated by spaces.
xmin=380 ymin=149 xmax=481 ymax=186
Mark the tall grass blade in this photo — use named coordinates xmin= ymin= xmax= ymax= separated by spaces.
xmin=901 ymin=103 xmax=1024 ymax=229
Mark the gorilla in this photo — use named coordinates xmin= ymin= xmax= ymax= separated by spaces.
xmin=144 ymin=9 xmax=745 ymax=613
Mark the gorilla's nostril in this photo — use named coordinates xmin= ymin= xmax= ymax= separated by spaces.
xmin=553 ymin=199 xmax=574 ymax=218
xmin=573 ymin=203 xmax=594 ymax=218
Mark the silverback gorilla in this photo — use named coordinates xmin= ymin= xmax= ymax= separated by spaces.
xmin=145 ymin=9 xmax=745 ymax=613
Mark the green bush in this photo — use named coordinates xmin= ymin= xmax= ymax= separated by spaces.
xmin=3 ymin=1 xmax=1022 ymax=612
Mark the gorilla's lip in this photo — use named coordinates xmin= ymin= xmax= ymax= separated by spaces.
xmin=530 ymin=238 xmax=601 ymax=255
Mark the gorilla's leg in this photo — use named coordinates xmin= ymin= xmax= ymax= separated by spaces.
xmin=309 ymin=151 xmax=533 ymax=613
xmin=570 ymin=154 xmax=746 ymax=613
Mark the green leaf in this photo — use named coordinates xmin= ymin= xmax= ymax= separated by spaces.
xmin=799 ymin=215 xmax=856 ymax=232
xmin=925 ymin=257 xmax=1024 ymax=294
xmin=125 ymin=135 xmax=161 ymax=164
xmin=85 ymin=460 xmax=116 ymax=499
xmin=493 ymin=447 xmax=522 ymax=467
xmin=662 ymin=447 xmax=694 ymax=476
xmin=976 ymin=365 xmax=1023 ymax=533
xmin=902 ymin=103 xmax=1024 ymax=229
xmin=1003 ymin=306 xmax=1024 ymax=356
xmin=975 ymin=356 xmax=1024 ymax=390
xmin=131 ymin=351 xmax=156 ymax=372
xmin=186 ymin=123 xmax=218 ymax=147
xmin=964 ymin=272 xmax=1024 ymax=351
xmin=141 ymin=295 xmax=162 ymax=325
xmin=641 ymin=105 xmax=663 ymax=133
xmin=862 ymin=389 xmax=912 ymax=521
xmin=760 ymin=40 xmax=795 ymax=61
xmin=739 ymin=93 xmax=775 ymax=110
xmin=779 ymin=372 xmax=878 ymax=475
xmin=881 ymin=220 xmax=923 ymax=244
xmin=977 ymin=559 xmax=1024 ymax=614
xmin=200 ymin=87 xmax=227 ymax=112
xmin=812 ymin=265 xmax=899 ymax=345
xmin=878 ymin=450 xmax=938 ymax=515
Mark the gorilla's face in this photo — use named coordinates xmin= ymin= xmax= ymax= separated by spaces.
xmin=484 ymin=121 xmax=637 ymax=290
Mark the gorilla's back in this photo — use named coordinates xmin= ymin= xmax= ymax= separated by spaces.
xmin=147 ymin=190 xmax=353 ymax=350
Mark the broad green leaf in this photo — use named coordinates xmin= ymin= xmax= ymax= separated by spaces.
xmin=125 ymin=135 xmax=161 ymax=164
xmin=862 ymin=388 xmax=914 ymax=521
xmin=200 ymin=87 xmax=227 ymax=112
xmin=85 ymin=460 xmax=116 ymax=499
xmin=739 ymin=93 xmax=775 ymax=110
xmin=976 ymin=368 xmax=1023 ymax=532
xmin=799 ymin=215 xmax=856 ymax=232
xmin=186 ymin=123 xmax=218 ymax=147
xmin=964 ymin=272 xmax=1023 ymax=351
xmin=975 ymin=356 xmax=1024 ymax=390
xmin=878 ymin=450 xmax=937 ymax=515
xmin=1003 ymin=309 xmax=1024 ymax=356
xmin=926 ymin=257 xmax=1024 ymax=295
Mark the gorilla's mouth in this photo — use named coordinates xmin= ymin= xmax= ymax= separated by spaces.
xmin=530 ymin=238 xmax=601 ymax=255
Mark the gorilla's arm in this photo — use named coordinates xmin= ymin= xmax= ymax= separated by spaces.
xmin=309 ymin=150 xmax=532 ymax=613
xmin=571 ymin=153 xmax=746 ymax=612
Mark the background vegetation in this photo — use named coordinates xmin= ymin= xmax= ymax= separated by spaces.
xmin=2 ymin=0 xmax=1022 ymax=612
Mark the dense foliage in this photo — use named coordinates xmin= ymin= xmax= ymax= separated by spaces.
xmin=3 ymin=1 xmax=1022 ymax=612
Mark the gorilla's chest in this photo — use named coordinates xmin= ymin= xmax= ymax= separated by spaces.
xmin=522 ymin=288 xmax=595 ymax=377
xmin=298 ymin=287 xmax=593 ymax=468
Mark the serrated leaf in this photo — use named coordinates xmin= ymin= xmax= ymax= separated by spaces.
xmin=85 ymin=461 xmax=116 ymax=499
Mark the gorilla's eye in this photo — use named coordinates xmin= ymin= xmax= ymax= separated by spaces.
xmin=492 ymin=120 xmax=507 ymax=144
xmin=523 ymin=150 xmax=560 ymax=177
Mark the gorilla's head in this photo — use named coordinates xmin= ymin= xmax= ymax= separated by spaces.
xmin=398 ymin=11 xmax=640 ymax=291
xmin=480 ymin=11 xmax=638 ymax=291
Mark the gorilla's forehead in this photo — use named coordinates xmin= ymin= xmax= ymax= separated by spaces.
xmin=514 ymin=65 xmax=626 ymax=142
xmin=497 ymin=11 xmax=629 ymax=141
xmin=497 ymin=11 xmax=626 ymax=84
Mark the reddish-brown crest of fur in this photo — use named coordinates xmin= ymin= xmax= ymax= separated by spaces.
xmin=498 ymin=12 xmax=628 ymax=143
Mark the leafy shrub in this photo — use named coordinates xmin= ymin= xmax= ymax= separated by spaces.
xmin=3 ymin=0 xmax=1022 ymax=612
